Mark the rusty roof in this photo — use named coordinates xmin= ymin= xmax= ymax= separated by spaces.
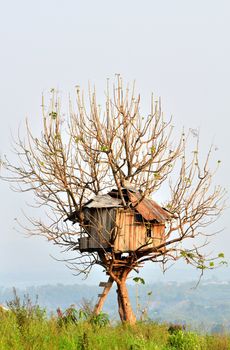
xmin=65 ymin=188 xmax=171 ymax=223
xmin=84 ymin=190 xmax=171 ymax=223
xmin=127 ymin=191 xmax=172 ymax=222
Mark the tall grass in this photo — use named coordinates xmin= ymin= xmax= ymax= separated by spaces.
xmin=0 ymin=292 xmax=229 ymax=350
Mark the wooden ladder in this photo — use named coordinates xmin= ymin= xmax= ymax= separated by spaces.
xmin=94 ymin=276 xmax=113 ymax=313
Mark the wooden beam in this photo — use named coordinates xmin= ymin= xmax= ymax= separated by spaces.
xmin=99 ymin=282 xmax=113 ymax=288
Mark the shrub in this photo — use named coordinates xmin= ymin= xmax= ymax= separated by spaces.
xmin=78 ymin=299 xmax=110 ymax=327
xmin=57 ymin=305 xmax=79 ymax=326
xmin=168 ymin=330 xmax=202 ymax=350
xmin=6 ymin=288 xmax=46 ymax=329
xmin=56 ymin=303 xmax=110 ymax=328
xmin=168 ymin=323 xmax=186 ymax=334
xmin=90 ymin=312 xmax=110 ymax=327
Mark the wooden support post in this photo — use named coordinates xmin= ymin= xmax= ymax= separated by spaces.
xmin=99 ymin=281 xmax=113 ymax=288
xmin=94 ymin=276 xmax=114 ymax=315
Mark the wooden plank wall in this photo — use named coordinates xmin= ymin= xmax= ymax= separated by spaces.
xmin=83 ymin=208 xmax=116 ymax=249
xmin=151 ymin=224 xmax=165 ymax=247
xmin=114 ymin=209 xmax=165 ymax=252
xmin=81 ymin=207 xmax=165 ymax=252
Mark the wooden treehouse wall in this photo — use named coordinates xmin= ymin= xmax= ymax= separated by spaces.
xmin=114 ymin=209 xmax=165 ymax=252
xmin=80 ymin=208 xmax=116 ymax=251
xmin=79 ymin=208 xmax=165 ymax=252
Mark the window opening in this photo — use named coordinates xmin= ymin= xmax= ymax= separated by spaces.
xmin=134 ymin=213 xmax=144 ymax=223
xmin=146 ymin=224 xmax=152 ymax=238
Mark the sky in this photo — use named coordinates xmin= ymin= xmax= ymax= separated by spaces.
xmin=0 ymin=0 xmax=229 ymax=286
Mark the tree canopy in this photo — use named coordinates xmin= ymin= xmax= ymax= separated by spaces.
xmin=1 ymin=76 xmax=226 ymax=323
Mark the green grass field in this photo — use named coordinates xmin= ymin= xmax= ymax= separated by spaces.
xmin=1 ymin=313 xmax=230 ymax=350
xmin=0 ymin=293 xmax=229 ymax=350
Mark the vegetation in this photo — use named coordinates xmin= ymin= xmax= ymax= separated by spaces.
xmin=0 ymin=294 xmax=229 ymax=350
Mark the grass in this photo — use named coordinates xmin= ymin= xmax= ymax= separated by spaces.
xmin=1 ymin=313 xmax=230 ymax=350
xmin=0 ymin=292 xmax=229 ymax=350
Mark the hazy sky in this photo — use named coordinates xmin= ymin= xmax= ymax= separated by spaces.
xmin=0 ymin=0 xmax=229 ymax=286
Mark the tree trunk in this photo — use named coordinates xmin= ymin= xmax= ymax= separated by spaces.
xmin=117 ymin=288 xmax=125 ymax=321
xmin=94 ymin=277 xmax=113 ymax=315
xmin=116 ymin=279 xmax=136 ymax=325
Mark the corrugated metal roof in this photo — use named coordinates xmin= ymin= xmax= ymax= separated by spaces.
xmin=66 ymin=188 xmax=171 ymax=223
xmin=127 ymin=191 xmax=172 ymax=222
xmin=83 ymin=194 xmax=123 ymax=208
xmin=83 ymin=191 xmax=171 ymax=222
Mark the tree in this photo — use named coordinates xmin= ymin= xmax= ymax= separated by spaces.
xmin=1 ymin=76 xmax=226 ymax=324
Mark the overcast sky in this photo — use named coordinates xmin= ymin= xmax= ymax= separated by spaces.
xmin=0 ymin=0 xmax=229 ymax=286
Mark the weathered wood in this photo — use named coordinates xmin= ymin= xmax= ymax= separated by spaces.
xmin=128 ymin=191 xmax=172 ymax=221
xmin=114 ymin=209 xmax=166 ymax=252
xmin=94 ymin=277 xmax=114 ymax=315
xmin=79 ymin=236 xmax=110 ymax=251
xmin=82 ymin=208 xmax=116 ymax=250
xmin=99 ymin=281 xmax=113 ymax=288
xmin=80 ymin=206 xmax=166 ymax=253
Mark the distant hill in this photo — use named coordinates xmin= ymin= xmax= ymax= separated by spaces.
xmin=1 ymin=280 xmax=230 ymax=333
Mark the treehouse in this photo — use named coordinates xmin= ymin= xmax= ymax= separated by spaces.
xmin=66 ymin=188 xmax=172 ymax=253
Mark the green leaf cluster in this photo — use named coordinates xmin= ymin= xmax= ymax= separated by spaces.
xmin=133 ymin=277 xmax=145 ymax=285
xmin=49 ymin=111 xmax=57 ymax=119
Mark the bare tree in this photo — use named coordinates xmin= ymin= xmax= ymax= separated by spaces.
xmin=1 ymin=76 xmax=226 ymax=324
